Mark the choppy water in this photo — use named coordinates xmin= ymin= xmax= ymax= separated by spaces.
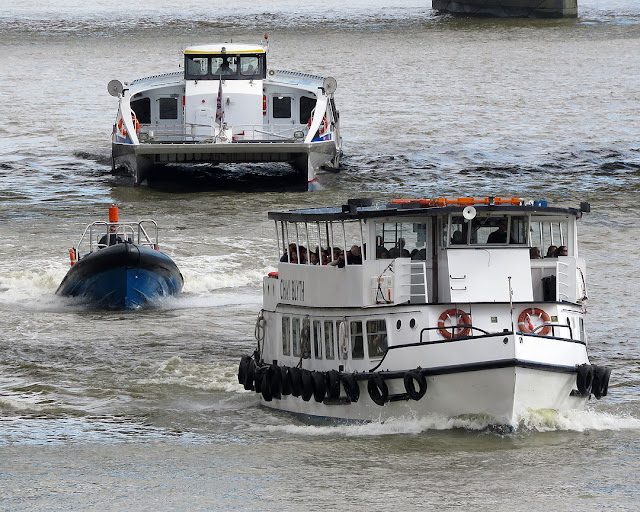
xmin=1 ymin=1 xmax=640 ymax=510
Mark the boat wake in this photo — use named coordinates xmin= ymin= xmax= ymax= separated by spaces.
xmin=255 ymin=409 xmax=640 ymax=437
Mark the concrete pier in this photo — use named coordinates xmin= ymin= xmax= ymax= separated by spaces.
xmin=432 ymin=0 xmax=577 ymax=18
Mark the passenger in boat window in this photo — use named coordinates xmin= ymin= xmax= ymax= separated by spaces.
xmin=280 ymin=243 xmax=297 ymax=263
xmin=310 ymin=251 xmax=320 ymax=265
xmin=546 ymin=245 xmax=557 ymax=258
xmin=378 ymin=247 xmax=390 ymax=259
xmin=321 ymin=249 xmax=330 ymax=265
xmin=451 ymin=230 xmax=465 ymax=245
xmin=347 ymin=245 xmax=362 ymax=265
xmin=412 ymin=247 xmax=427 ymax=260
xmin=214 ymin=57 xmax=236 ymax=76
xmin=530 ymin=247 xmax=541 ymax=259
xmin=98 ymin=225 xmax=123 ymax=248
xmin=557 ymin=246 xmax=568 ymax=257
xmin=298 ymin=246 xmax=308 ymax=264
xmin=487 ymin=221 xmax=508 ymax=243
xmin=389 ymin=238 xmax=408 ymax=258
xmin=328 ymin=247 xmax=345 ymax=268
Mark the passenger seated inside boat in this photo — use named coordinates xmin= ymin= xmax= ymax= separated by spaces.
xmin=213 ymin=57 xmax=237 ymax=76
xmin=557 ymin=245 xmax=568 ymax=256
xmin=281 ymin=243 xmax=297 ymax=263
xmin=328 ymin=247 xmax=345 ymax=267
xmin=530 ymin=247 xmax=541 ymax=259
xmin=487 ymin=221 xmax=508 ymax=243
xmin=451 ymin=230 xmax=465 ymax=244
xmin=98 ymin=225 xmax=123 ymax=248
xmin=347 ymin=245 xmax=362 ymax=265
xmin=546 ymin=245 xmax=557 ymax=258
xmin=310 ymin=251 xmax=320 ymax=265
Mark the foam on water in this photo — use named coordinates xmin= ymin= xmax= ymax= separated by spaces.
xmin=137 ymin=356 xmax=241 ymax=392
xmin=256 ymin=408 xmax=640 ymax=437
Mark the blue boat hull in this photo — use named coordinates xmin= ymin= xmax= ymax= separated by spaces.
xmin=56 ymin=243 xmax=183 ymax=310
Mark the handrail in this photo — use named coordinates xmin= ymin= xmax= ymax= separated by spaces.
xmin=74 ymin=220 xmax=159 ymax=257
xmin=419 ymin=324 xmax=492 ymax=343
xmin=531 ymin=322 xmax=573 ymax=339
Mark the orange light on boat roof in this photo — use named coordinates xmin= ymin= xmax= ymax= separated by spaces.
xmin=109 ymin=205 xmax=119 ymax=222
xmin=391 ymin=197 xmax=522 ymax=207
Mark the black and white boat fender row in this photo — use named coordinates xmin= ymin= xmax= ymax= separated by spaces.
xmin=576 ymin=363 xmax=611 ymax=399
xmin=238 ymin=355 xmax=428 ymax=406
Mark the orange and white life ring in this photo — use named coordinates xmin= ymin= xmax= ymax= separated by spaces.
xmin=307 ymin=116 xmax=327 ymax=135
xmin=69 ymin=248 xmax=77 ymax=266
xmin=518 ymin=307 xmax=551 ymax=335
xmin=437 ymin=308 xmax=472 ymax=339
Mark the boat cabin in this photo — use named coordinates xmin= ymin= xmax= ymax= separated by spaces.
xmin=265 ymin=198 xmax=588 ymax=311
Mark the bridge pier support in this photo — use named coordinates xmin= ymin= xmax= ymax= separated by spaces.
xmin=432 ymin=0 xmax=577 ymax=18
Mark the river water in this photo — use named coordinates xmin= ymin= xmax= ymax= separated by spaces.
xmin=1 ymin=0 xmax=639 ymax=510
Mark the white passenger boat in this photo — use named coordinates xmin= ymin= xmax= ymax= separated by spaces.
xmin=107 ymin=37 xmax=341 ymax=189
xmin=238 ymin=197 xmax=612 ymax=426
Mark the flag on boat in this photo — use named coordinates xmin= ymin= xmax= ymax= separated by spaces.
xmin=215 ymin=79 xmax=224 ymax=126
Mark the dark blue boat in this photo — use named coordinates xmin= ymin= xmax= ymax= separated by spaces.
xmin=56 ymin=208 xmax=183 ymax=310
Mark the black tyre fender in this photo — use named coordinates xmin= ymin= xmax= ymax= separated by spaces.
xmin=367 ymin=373 xmax=388 ymax=406
xmin=269 ymin=364 xmax=282 ymax=400
xmin=592 ymin=365 xmax=612 ymax=399
xmin=403 ymin=369 xmax=427 ymax=400
xmin=243 ymin=358 xmax=256 ymax=391
xmin=341 ymin=373 xmax=360 ymax=403
xmin=576 ymin=363 xmax=594 ymax=396
xmin=301 ymin=369 xmax=314 ymax=402
xmin=312 ymin=372 xmax=327 ymax=403
xmin=326 ymin=369 xmax=341 ymax=399
xmin=259 ymin=367 xmax=272 ymax=401
xmin=280 ymin=366 xmax=292 ymax=396
xmin=238 ymin=355 xmax=251 ymax=385
xmin=289 ymin=367 xmax=302 ymax=397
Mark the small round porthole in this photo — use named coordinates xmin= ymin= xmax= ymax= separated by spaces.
xmin=396 ymin=319 xmax=402 ymax=330
xmin=410 ymin=318 xmax=416 ymax=329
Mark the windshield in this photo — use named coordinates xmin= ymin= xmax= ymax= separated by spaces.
xmin=184 ymin=54 xmax=265 ymax=80
xmin=447 ymin=215 xmax=527 ymax=246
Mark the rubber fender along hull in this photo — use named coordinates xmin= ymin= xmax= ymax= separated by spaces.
xmin=56 ymin=243 xmax=183 ymax=310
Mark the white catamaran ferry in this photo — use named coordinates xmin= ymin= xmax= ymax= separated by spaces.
xmin=238 ymin=197 xmax=612 ymax=425
xmin=108 ymin=36 xmax=341 ymax=189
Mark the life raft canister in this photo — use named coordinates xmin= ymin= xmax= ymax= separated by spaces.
xmin=518 ymin=307 xmax=551 ymax=336
xmin=437 ymin=308 xmax=472 ymax=339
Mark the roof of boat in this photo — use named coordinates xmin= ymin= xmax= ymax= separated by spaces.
xmin=184 ymin=43 xmax=265 ymax=54
xmin=268 ymin=198 xmax=586 ymax=222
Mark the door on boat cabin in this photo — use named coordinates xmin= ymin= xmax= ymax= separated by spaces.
xmin=154 ymin=94 xmax=183 ymax=142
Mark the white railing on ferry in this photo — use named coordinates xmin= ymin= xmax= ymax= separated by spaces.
xmin=137 ymin=124 xmax=311 ymax=143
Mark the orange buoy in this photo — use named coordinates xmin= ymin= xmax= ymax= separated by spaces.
xmin=69 ymin=248 xmax=77 ymax=266
xmin=109 ymin=206 xmax=119 ymax=223
xmin=437 ymin=308 xmax=472 ymax=339
xmin=518 ymin=308 xmax=551 ymax=335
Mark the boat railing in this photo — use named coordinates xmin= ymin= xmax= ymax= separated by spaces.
xmin=137 ymin=123 xmax=313 ymax=143
xmin=75 ymin=220 xmax=159 ymax=256
xmin=419 ymin=325 xmax=492 ymax=344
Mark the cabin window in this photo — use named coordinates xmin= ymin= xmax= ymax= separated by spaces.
xmin=324 ymin=321 xmax=335 ymax=360
xmin=300 ymin=96 xmax=316 ymax=124
xmin=292 ymin=317 xmax=301 ymax=357
xmin=447 ymin=215 xmax=528 ymax=246
xmin=240 ymin=55 xmax=261 ymax=77
xmin=350 ymin=321 xmax=364 ymax=359
xmin=282 ymin=316 xmax=291 ymax=356
xmin=529 ymin=219 xmax=569 ymax=258
xmin=375 ymin=222 xmax=427 ymax=259
xmin=159 ymin=98 xmax=178 ymax=120
xmin=186 ymin=56 xmax=208 ymax=77
xmin=130 ymin=97 xmax=151 ymax=124
xmin=313 ymin=320 xmax=322 ymax=359
xmin=273 ymin=96 xmax=292 ymax=119
xmin=367 ymin=319 xmax=388 ymax=358
xmin=211 ymin=56 xmax=238 ymax=76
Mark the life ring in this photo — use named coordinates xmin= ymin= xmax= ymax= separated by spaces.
xmin=288 ymin=366 xmax=302 ymax=397
xmin=518 ymin=307 xmax=551 ymax=335
xmin=341 ymin=373 xmax=360 ymax=403
xmin=437 ymin=309 xmax=471 ymax=339
xmin=312 ymin=371 xmax=326 ymax=403
xmin=576 ymin=363 xmax=594 ymax=396
xmin=326 ymin=369 xmax=341 ymax=399
xmin=300 ymin=369 xmax=314 ymax=402
xmin=69 ymin=247 xmax=77 ymax=266
xmin=307 ymin=116 xmax=328 ymax=135
xmin=403 ymin=369 xmax=427 ymax=400
xmin=367 ymin=373 xmax=388 ymax=406
xmin=592 ymin=365 xmax=611 ymax=400
xmin=131 ymin=112 xmax=140 ymax=133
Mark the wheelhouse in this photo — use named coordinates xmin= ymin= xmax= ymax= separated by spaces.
xmin=184 ymin=44 xmax=267 ymax=81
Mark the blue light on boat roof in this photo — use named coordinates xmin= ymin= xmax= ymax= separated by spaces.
xmin=533 ymin=200 xmax=548 ymax=207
